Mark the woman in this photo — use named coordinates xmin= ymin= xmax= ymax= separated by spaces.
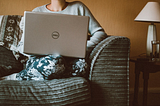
xmin=16 ymin=0 xmax=107 ymax=80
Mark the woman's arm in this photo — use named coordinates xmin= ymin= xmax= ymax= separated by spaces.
xmin=78 ymin=2 xmax=108 ymax=53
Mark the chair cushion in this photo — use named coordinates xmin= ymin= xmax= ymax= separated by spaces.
xmin=0 ymin=77 xmax=91 ymax=105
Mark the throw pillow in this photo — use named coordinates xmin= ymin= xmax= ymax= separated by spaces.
xmin=0 ymin=15 xmax=22 ymax=49
xmin=0 ymin=46 xmax=23 ymax=77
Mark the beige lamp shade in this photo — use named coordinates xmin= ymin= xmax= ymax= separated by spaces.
xmin=135 ymin=2 xmax=160 ymax=23
xmin=134 ymin=2 xmax=160 ymax=56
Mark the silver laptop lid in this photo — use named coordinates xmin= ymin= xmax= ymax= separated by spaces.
xmin=23 ymin=11 xmax=89 ymax=58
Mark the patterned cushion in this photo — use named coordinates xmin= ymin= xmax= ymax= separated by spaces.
xmin=0 ymin=15 xmax=22 ymax=49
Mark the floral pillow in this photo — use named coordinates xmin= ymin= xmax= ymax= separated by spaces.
xmin=0 ymin=15 xmax=22 ymax=49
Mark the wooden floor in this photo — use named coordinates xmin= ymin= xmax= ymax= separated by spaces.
xmin=130 ymin=89 xmax=160 ymax=106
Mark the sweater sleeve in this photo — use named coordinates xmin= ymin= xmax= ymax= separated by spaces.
xmin=78 ymin=2 xmax=107 ymax=48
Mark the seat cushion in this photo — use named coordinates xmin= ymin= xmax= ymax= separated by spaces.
xmin=0 ymin=77 xmax=91 ymax=105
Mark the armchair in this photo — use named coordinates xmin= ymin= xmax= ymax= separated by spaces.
xmin=0 ymin=15 xmax=130 ymax=106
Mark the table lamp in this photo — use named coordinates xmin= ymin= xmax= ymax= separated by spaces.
xmin=134 ymin=2 xmax=160 ymax=56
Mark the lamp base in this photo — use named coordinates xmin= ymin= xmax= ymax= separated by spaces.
xmin=146 ymin=24 xmax=157 ymax=56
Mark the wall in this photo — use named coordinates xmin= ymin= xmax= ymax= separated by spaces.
xmin=1 ymin=0 xmax=160 ymax=90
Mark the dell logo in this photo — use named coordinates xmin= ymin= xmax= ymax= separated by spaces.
xmin=52 ymin=31 xmax=60 ymax=39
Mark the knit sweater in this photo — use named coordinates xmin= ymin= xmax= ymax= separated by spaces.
xmin=32 ymin=1 xmax=107 ymax=48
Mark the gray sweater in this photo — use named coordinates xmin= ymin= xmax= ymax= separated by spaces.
xmin=32 ymin=1 xmax=107 ymax=48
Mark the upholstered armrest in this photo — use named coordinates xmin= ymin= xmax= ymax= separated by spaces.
xmin=88 ymin=35 xmax=130 ymax=106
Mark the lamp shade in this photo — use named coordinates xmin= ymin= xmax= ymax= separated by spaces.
xmin=135 ymin=2 xmax=160 ymax=23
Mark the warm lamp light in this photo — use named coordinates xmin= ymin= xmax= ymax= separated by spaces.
xmin=135 ymin=2 xmax=160 ymax=56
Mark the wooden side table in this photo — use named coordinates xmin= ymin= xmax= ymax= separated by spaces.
xmin=130 ymin=57 xmax=160 ymax=106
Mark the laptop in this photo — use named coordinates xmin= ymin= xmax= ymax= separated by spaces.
xmin=23 ymin=11 xmax=89 ymax=58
